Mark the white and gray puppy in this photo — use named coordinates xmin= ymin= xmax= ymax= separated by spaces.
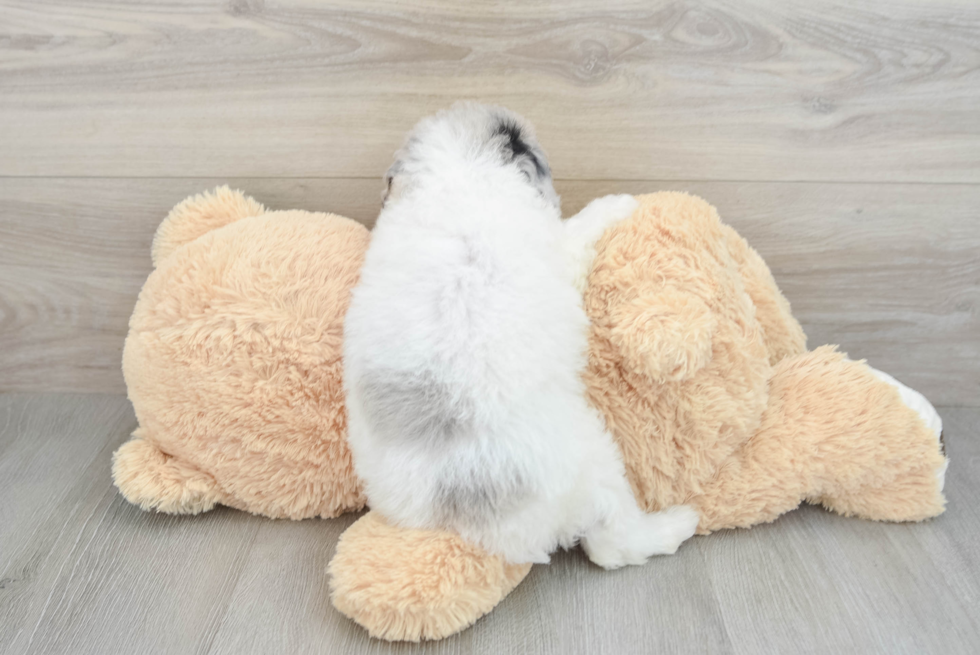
xmin=343 ymin=102 xmax=698 ymax=567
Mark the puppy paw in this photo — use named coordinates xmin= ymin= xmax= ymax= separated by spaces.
xmin=581 ymin=539 xmax=640 ymax=570
xmin=642 ymin=504 xmax=700 ymax=555
xmin=564 ymin=194 xmax=640 ymax=293
xmin=582 ymin=504 xmax=700 ymax=569
xmin=576 ymin=194 xmax=641 ymax=225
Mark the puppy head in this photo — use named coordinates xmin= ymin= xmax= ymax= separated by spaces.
xmin=383 ymin=101 xmax=559 ymax=210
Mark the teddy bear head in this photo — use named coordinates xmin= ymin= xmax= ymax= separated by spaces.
xmin=117 ymin=188 xmax=369 ymax=519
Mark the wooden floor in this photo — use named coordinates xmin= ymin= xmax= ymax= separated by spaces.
xmin=0 ymin=394 xmax=977 ymax=654
xmin=2 ymin=0 xmax=978 ymax=652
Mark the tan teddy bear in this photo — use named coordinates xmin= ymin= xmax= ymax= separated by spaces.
xmin=327 ymin=192 xmax=947 ymax=640
xmin=114 ymin=188 xmax=947 ymax=643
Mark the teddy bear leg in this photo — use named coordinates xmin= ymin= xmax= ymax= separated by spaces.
xmin=328 ymin=512 xmax=532 ymax=641
xmin=112 ymin=430 xmax=224 ymax=515
xmin=814 ymin=365 xmax=948 ymax=521
xmin=867 ymin=366 xmax=947 ymax=491
xmin=691 ymin=346 xmax=947 ymax=533
xmin=688 ymin=428 xmax=814 ymax=534
xmin=817 ymin=462 xmax=947 ymax=522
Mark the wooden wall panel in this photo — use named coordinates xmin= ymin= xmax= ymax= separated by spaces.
xmin=1 ymin=0 xmax=978 ymax=181
xmin=2 ymin=178 xmax=976 ymax=405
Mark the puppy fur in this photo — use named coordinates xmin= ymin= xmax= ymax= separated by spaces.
xmin=343 ymin=102 xmax=698 ymax=566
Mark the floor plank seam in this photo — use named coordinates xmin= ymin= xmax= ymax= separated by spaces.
xmin=1 ymin=176 xmax=979 ymax=187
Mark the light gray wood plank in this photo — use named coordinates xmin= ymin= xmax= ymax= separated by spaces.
xmin=910 ymin=408 xmax=980 ymax=584
xmin=1 ymin=395 xmax=977 ymax=654
xmin=702 ymin=407 xmax=980 ymax=655
xmin=207 ymin=516 xmax=734 ymax=655
xmin=2 ymin=178 xmax=977 ymax=405
xmin=0 ymin=395 xmax=131 ymax=573
xmin=0 ymin=394 xmax=263 ymax=655
xmin=204 ymin=514 xmax=363 ymax=655
xmin=1 ymin=0 xmax=978 ymax=181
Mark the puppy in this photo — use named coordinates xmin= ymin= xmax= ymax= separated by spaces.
xmin=343 ymin=102 xmax=698 ymax=567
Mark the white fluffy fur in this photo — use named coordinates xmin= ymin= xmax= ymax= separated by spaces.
xmin=343 ymin=103 xmax=697 ymax=567
xmin=564 ymin=194 xmax=640 ymax=294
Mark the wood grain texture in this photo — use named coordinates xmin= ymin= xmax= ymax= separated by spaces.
xmin=1 ymin=0 xmax=979 ymax=181
xmin=2 ymin=177 xmax=977 ymax=405
xmin=2 ymin=0 xmax=977 ymax=651
xmin=0 ymin=394 xmax=977 ymax=654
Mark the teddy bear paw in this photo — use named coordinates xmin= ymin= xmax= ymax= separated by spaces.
xmin=869 ymin=367 xmax=948 ymax=491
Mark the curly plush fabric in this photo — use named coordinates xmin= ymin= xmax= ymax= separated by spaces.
xmin=115 ymin=188 xmax=370 ymax=519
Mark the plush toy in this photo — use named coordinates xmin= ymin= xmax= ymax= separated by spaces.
xmin=573 ymin=193 xmax=946 ymax=531
xmin=114 ymin=186 xmax=368 ymax=520
xmin=115 ymin=188 xmax=948 ymax=643
xmin=326 ymin=192 xmax=948 ymax=640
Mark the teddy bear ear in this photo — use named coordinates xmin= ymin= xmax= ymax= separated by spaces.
xmin=609 ymin=288 xmax=716 ymax=383
xmin=151 ymin=186 xmax=265 ymax=267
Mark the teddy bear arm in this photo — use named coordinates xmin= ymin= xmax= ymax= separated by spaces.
xmin=693 ymin=346 xmax=947 ymax=533
xmin=329 ymin=511 xmax=532 ymax=641
xmin=151 ymin=186 xmax=266 ymax=267
xmin=112 ymin=432 xmax=225 ymax=515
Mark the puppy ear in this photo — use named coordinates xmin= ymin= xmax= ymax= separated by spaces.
xmin=492 ymin=117 xmax=558 ymax=206
xmin=496 ymin=120 xmax=548 ymax=175
xmin=382 ymin=159 xmax=403 ymax=206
